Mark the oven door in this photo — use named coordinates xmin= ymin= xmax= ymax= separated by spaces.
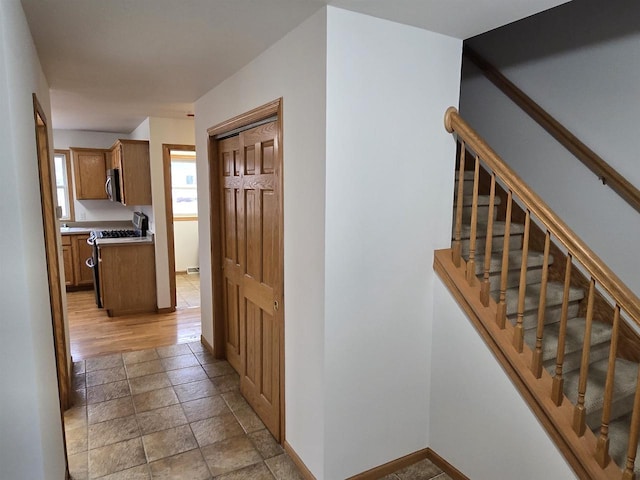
xmin=86 ymin=233 xmax=102 ymax=308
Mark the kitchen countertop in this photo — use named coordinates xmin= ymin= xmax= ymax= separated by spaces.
xmin=95 ymin=234 xmax=154 ymax=246
xmin=59 ymin=221 xmax=135 ymax=235
xmin=60 ymin=226 xmax=94 ymax=235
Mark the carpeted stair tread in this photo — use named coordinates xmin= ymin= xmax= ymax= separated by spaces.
xmin=562 ymin=357 xmax=638 ymax=429
xmin=470 ymin=249 xmax=551 ymax=276
xmin=524 ymin=318 xmax=612 ymax=372
xmin=455 ymin=170 xmax=477 ymax=181
xmin=603 ymin=413 xmax=640 ymax=473
xmin=454 ymin=194 xmax=502 ymax=207
xmin=459 ymin=221 xmax=525 ymax=239
xmin=498 ymin=281 xmax=584 ymax=317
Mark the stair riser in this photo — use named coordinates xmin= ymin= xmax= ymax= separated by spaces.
xmin=461 ymin=206 xmax=499 ymax=224
xmin=542 ymin=342 xmax=611 ymax=375
xmin=508 ymin=303 xmax=580 ymax=330
xmin=486 ymin=268 xmax=543 ymax=292
xmin=460 ymin=234 xmax=523 ymax=256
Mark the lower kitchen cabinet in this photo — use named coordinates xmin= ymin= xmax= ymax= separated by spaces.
xmin=63 ymin=233 xmax=93 ymax=289
xmin=98 ymin=243 xmax=156 ymax=316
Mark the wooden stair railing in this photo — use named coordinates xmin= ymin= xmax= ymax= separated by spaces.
xmin=437 ymin=107 xmax=640 ymax=480
xmin=463 ymin=45 xmax=640 ymax=216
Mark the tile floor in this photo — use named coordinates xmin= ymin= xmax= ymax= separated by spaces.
xmin=65 ymin=342 xmax=451 ymax=480
xmin=176 ymin=272 xmax=200 ymax=310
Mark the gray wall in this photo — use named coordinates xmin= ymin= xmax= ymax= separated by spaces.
xmin=460 ymin=0 xmax=640 ymax=296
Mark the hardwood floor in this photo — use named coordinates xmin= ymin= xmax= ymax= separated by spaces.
xmin=67 ymin=289 xmax=202 ymax=360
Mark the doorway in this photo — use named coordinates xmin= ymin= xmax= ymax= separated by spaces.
xmin=208 ymin=99 xmax=285 ymax=442
xmin=162 ymin=144 xmax=198 ymax=311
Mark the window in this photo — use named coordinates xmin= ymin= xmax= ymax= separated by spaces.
xmin=171 ymin=151 xmax=197 ymax=219
xmin=53 ymin=150 xmax=74 ymax=221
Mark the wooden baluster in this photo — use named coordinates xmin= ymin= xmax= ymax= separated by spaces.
xmin=572 ymin=278 xmax=595 ymax=436
xmin=480 ymin=173 xmax=496 ymax=307
xmin=496 ymin=190 xmax=512 ymax=329
xmin=452 ymin=141 xmax=466 ymax=268
xmin=551 ymin=254 xmax=573 ymax=406
xmin=513 ymin=209 xmax=530 ymax=352
xmin=466 ymin=155 xmax=480 ymax=285
xmin=622 ymin=366 xmax=640 ymax=480
xmin=595 ymin=305 xmax=621 ymax=468
xmin=531 ymin=230 xmax=551 ymax=378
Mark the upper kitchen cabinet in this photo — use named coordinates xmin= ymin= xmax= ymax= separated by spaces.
xmin=71 ymin=148 xmax=109 ymax=199
xmin=110 ymin=140 xmax=152 ymax=206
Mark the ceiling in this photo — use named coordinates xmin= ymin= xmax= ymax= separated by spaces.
xmin=20 ymin=0 xmax=570 ymax=133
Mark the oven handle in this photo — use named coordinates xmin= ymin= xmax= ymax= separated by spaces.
xmin=87 ymin=234 xmax=96 ymax=246
xmin=85 ymin=257 xmax=95 ymax=268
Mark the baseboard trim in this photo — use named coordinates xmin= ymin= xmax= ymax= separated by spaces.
xmin=284 ymin=441 xmax=316 ymax=480
xmin=156 ymin=306 xmax=175 ymax=314
xmin=200 ymin=335 xmax=215 ymax=355
xmin=347 ymin=448 xmax=430 ymax=480
xmin=426 ymin=448 xmax=469 ymax=480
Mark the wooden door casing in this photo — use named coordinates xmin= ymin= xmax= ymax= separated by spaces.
xmin=211 ymin=101 xmax=283 ymax=443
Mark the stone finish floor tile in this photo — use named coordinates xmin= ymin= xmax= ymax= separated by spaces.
xmin=68 ymin=451 xmax=88 ymax=480
xmin=221 ymin=392 xmax=250 ymax=413
xmin=233 ymin=406 xmax=266 ymax=434
xmin=64 ymin=405 xmax=87 ymax=430
xmin=149 ymin=448 xmax=211 ymax=480
xmin=142 ymin=424 xmax=198 ymax=463
xmin=123 ymin=348 xmax=159 ymax=365
xmin=214 ymin=462 xmax=275 ymax=480
xmin=181 ymin=395 xmax=230 ymax=423
xmin=166 ymin=365 xmax=208 ymax=386
xmin=87 ymin=396 xmax=134 ymax=424
xmin=203 ymin=362 xmax=235 ymax=378
xmin=188 ymin=341 xmax=206 ymax=353
xmin=86 ymin=380 xmax=130 ymax=404
xmin=86 ymin=366 xmax=127 ymax=387
xmin=248 ymin=430 xmax=283 ymax=460
xmin=126 ymin=359 xmax=165 ymax=379
xmin=194 ymin=350 xmax=218 ymax=366
xmin=156 ymin=344 xmax=191 ymax=358
xmin=132 ymin=386 xmax=179 ymax=413
xmin=65 ymin=425 xmax=88 ymax=455
xmin=190 ymin=412 xmax=245 ymax=448
xmin=85 ymin=353 xmax=123 ymax=372
xmin=210 ymin=373 xmax=240 ymax=393
xmin=265 ymin=454 xmax=303 ymax=480
xmin=129 ymin=372 xmax=172 ymax=395
xmin=88 ymin=437 xmax=146 ymax=479
xmin=200 ymin=435 xmax=262 ymax=476
xmin=161 ymin=353 xmax=200 ymax=371
xmin=174 ymin=379 xmax=218 ymax=403
xmin=88 ymin=415 xmax=140 ymax=449
xmin=74 ymin=360 xmax=86 ymax=375
xmin=98 ymin=464 xmax=151 ymax=480
xmin=136 ymin=403 xmax=188 ymax=435
xmin=395 ymin=458 xmax=443 ymax=479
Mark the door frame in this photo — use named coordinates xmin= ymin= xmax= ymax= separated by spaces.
xmin=207 ymin=98 xmax=285 ymax=441
xmin=162 ymin=143 xmax=196 ymax=311
xmin=33 ymin=94 xmax=71 ymax=476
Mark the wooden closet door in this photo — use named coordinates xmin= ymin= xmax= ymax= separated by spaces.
xmin=219 ymin=136 xmax=243 ymax=373
xmin=238 ymin=121 xmax=281 ymax=441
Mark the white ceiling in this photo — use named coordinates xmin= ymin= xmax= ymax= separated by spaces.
xmin=20 ymin=0 xmax=570 ymax=133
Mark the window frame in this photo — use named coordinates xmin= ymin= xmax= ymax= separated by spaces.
xmin=53 ymin=149 xmax=75 ymax=221
xmin=170 ymin=153 xmax=198 ymax=221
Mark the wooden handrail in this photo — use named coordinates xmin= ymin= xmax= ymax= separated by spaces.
xmin=463 ymin=46 xmax=640 ymax=216
xmin=444 ymin=107 xmax=640 ymax=328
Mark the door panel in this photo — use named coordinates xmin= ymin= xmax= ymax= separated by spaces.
xmin=219 ymin=136 xmax=243 ymax=373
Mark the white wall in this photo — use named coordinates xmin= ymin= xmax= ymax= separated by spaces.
xmin=53 ymin=129 xmax=134 ymax=221
xmin=323 ymin=9 xmax=461 ymax=478
xmin=430 ymin=280 xmax=577 ymax=479
xmin=460 ymin=0 xmax=640 ymax=296
xmin=174 ymin=220 xmax=199 ymax=272
xmin=0 ymin=1 xmax=66 ymax=478
xmin=195 ymin=9 xmax=327 ymax=477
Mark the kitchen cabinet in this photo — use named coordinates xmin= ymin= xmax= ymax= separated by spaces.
xmin=98 ymin=242 xmax=156 ymax=316
xmin=71 ymin=148 xmax=109 ymax=199
xmin=62 ymin=233 xmax=93 ymax=289
xmin=62 ymin=235 xmax=74 ymax=286
xmin=109 ymin=140 xmax=151 ymax=206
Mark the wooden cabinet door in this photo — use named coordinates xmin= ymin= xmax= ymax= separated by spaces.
xmin=72 ymin=149 xmax=108 ymax=199
xmin=62 ymin=241 xmax=74 ymax=287
xmin=73 ymin=235 xmax=94 ymax=286
xmin=119 ymin=141 xmax=152 ymax=206
xmin=219 ymin=121 xmax=282 ymax=441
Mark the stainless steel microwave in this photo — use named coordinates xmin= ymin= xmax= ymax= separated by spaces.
xmin=105 ymin=168 xmax=121 ymax=202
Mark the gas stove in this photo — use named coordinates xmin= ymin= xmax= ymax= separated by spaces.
xmin=96 ymin=229 xmax=141 ymax=239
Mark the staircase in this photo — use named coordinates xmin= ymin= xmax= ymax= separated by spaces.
xmin=456 ymin=168 xmax=640 ymax=474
